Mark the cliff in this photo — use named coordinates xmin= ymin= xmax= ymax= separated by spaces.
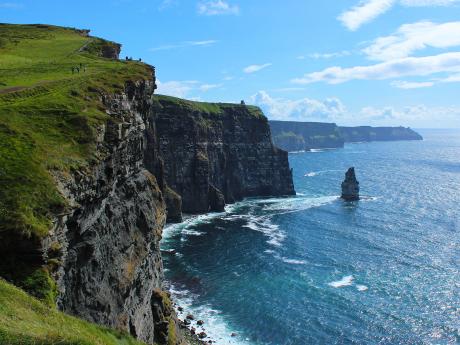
xmin=338 ymin=126 xmax=423 ymax=142
xmin=270 ymin=120 xmax=344 ymax=152
xmin=0 ymin=24 xmax=295 ymax=345
xmin=154 ymin=96 xmax=295 ymax=218
xmin=0 ymin=23 xmax=178 ymax=344
xmin=269 ymin=121 xmax=423 ymax=152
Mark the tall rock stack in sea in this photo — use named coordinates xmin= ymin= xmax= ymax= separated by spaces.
xmin=341 ymin=167 xmax=360 ymax=201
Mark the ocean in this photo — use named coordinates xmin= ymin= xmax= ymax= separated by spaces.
xmin=161 ymin=129 xmax=460 ymax=345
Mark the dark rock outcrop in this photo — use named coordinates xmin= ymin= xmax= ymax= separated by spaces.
xmin=208 ymin=185 xmax=225 ymax=212
xmin=49 ymin=78 xmax=172 ymax=344
xmin=153 ymin=96 xmax=295 ymax=216
xmin=341 ymin=167 xmax=360 ymax=201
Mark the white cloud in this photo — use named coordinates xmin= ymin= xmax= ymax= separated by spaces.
xmin=157 ymin=80 xmax=225 ymax=97
xmin=243 ymin=63 xmax=272 ymax=74
xmin=250 ymin=90 xmax=347 ymax=121
xmin=156 ymin=80 xmax=199 ymax=98
xmin=150 ymin=40 xmax=217 ymax=52
xmin=364 ymin=21 xmax=460 ymax=61
xmin=250 ymin=91 xmax=460 ymax=127
xmin=308 ymin=51 xmax=352 ymax=59
xmin=359 ymin=104 xmax=460 ymax=126
xmin=292 ymin=52 xmax=460 ymax=84
xmin=199 ymin=83 xmax=222 ymax=91
xmin=339 ymin=0 xmax=460 ymax=31
xmin=391 ymin=80 xmax=435 ymax=88
xmin=338 ymin=0 xmax=395 ymax=31
xmin=439 ymin=73 xmax=460 ymax=82
xmin=197 ymin=0 xmax=239 ymax=15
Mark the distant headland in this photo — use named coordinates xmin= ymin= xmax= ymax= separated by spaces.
xmin=269 ymin=120 xmax=423 ymax=152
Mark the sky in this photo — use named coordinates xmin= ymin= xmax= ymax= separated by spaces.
xmin=2 ymin=0 xmax=460 ymax=127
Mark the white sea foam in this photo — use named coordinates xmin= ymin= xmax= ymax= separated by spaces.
xmin=328 ymin=275 xmax=354 ymax=288
xmin=304 ymin=169 xmax=343 ymax=177
xmin=281 ymin=257 xmax=307 ymax=265
xmin=243 ymin=216 xmax=286 ymax=247
xmin=356 ymin=285 xmax=368 ymax=291
xmin=168 ymin=283 xmax=253 ymax=345
xmin=181 ymin=229 xmax=204 ymax=236
xmin=262 ymin=195 xmax=338 ymax=214
xmin=161 ymin=210 xmax=227 ymax=243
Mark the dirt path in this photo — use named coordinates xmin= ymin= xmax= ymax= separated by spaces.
xmin=0 ymin=86 xmax=27 ymax=94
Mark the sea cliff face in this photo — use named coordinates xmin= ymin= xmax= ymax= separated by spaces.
xmin=50 ymin=79 xmax=170 ymax=344
xmin=153 ymin=96 xmax=295 ymax=216
xmin=269 ymin=121 xmax=423 ymax=152
xmin=52 ymin=92 xmax=295 ymax=342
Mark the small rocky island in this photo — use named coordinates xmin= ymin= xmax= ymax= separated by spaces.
xmin=341 ymin=167 xmax=360 ymax=201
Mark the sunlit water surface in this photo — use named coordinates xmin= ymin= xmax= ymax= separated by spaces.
xmin=161 ymin=129 xmax=460 ymax=345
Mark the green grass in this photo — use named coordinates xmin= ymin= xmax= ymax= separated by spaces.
xmin=153 ymin=94 xmax=265 ymax=118
xmin=0 ymin=279 xmax=147 ymax=345
xmin=0 ymin=24 xmax=153 ymax=239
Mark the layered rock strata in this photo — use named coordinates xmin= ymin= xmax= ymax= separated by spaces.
xmin=152 ymin=96 xmax=296 ymax=215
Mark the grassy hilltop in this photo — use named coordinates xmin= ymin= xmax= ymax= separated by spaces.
xmin=0 ymin=24 xmax=152 ymax=239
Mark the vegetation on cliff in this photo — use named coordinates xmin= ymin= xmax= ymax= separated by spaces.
xmin=0 ymin=23 xmax=154 ymax=315
xmin=153 ymin=95 xmax=265 ymax=119
xmin=0 ymin=279 xmax=148 ymax=345
xmin=0 ymin=23 xmax=152 ymax=239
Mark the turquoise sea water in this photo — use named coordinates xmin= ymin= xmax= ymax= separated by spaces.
xmin=161 ymin=129 xmax=460 ymax=345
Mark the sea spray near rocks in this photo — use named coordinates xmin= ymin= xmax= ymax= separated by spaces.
xmin=328 ymin=275 xmax=354 ymax=288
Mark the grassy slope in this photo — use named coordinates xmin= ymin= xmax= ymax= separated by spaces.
xmin=0 ymin=279 xmax=147 ymax=345
xmin=153 ymin=94 xmax=265 ymax=118
xmin=0 ymin=24 xmax=152 ymax=238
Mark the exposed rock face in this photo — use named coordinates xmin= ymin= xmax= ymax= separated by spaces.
xmin=48 ymin=78 xmax=172 ymax=344
xmin=44 ymin=86 xmax=295 ymax=344
xmin=341 ymin=167 xmax=360 ymax=201
xmin=152 ymin=96 xmax=295 ymax=215
xmin=101 ymin=42 xmax=121 ymax=59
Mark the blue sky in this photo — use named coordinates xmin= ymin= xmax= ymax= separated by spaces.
xmin=2 ymin=0 xmax=460 ymax=127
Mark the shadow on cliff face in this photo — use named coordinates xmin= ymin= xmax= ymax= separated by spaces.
xmin=151 ymin=95 xmax=295 ymax=221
